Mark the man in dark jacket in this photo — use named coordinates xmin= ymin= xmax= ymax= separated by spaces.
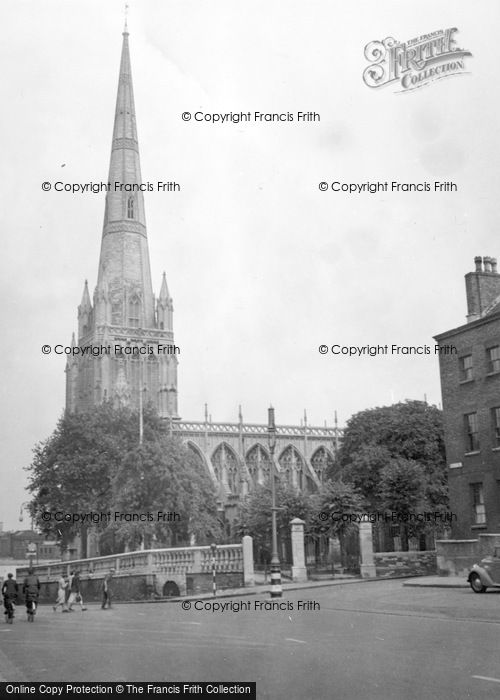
xmin=2 ymin=573 xmax=18 ymax=620
xmin=101 ymin=569 xmax=114 ymax=609
xmin=68 ymin=570 xmax=87 ymax=611
xmin=23 ymin=568 xmax=41 ymax=616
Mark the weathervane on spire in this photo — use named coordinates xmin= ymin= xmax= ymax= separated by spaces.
xmin=124 ymin=3 xmax=129 ymax=32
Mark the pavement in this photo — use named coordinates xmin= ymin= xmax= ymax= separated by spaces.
xmin=402 ymin=575 xmax=468 ymax=588
xmin=160 ymin=573 xmax=470 ymax=603
xmin=11 ymin=571 xmax=471 ymax=608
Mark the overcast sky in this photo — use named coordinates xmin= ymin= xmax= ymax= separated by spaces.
xmin=1 ymin=0 xmax=498 ymax=531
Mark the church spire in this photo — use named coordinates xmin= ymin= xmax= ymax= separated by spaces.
xmin=96 ymin=28 xmax=155 ymax=328
xmin=67 ymin=25 xmax=178 ymax=419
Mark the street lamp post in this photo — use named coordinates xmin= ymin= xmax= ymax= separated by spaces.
xmin=217 ymin=501 xmax=226 ymax=544
xmin=210 ymin=542 xmax=218 ymax=597
xmin=139 ymin=356 xmax=145 ymax=446
xmin=19 ymin=503 xmax=34 ymax=532
xmin=267 ymin=406 xmax=282 ymax=598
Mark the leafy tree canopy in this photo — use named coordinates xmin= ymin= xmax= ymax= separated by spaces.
xmin=25 ymin=402 xmax=220 ymax=552
xmin=338 ymin=400 xmax=448 ymax=516
xmin=315 ymin=479 xmax=365 ymax=539
xmin=379 ymin=458 xmax=426 ymax=514
xmin=235 ymin=478 xmax=365 ymax=553
xmin=340 ymin=400 xmax=445 ymax=469
xmin=235 ymin=483 xmax=316 ymax=554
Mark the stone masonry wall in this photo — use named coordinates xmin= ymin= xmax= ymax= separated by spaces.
xmin=186 ymin=572 xmax=243 ymax=595
xmin=374 ymin=551 xmax=437 ymax=578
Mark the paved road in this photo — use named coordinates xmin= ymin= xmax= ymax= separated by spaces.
xmin=1 ymin=580 xmax=500 ymax=699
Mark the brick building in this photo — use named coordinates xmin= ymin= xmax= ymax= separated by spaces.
xmin=0 ymin=529 xmax=59 ymax=561
xmin=64 ymin=26 xmax=341 ymax=530
xmin=435 ymin=255 xmax=500 ymax=538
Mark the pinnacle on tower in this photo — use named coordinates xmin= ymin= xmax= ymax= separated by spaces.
xmin=159 ymin=271 xmax=171 ymax=302
xmin=66 ymin=332 xmax=77 ymax=366
xmin=157 ymin=272 xmax=174 ymax=331
xmin=78 ymin=280 xmax=93 ymax=338
xmin=79 ymin=280 xmax=92 ymax=310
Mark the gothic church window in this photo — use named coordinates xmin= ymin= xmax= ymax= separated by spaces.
xmin=246 ymin=445 xmax=270 ymax=486
xmin=127 ymin=196 xmax=135 ymax=219
xmin=211 ymin=444 xmax=240 ymax=495
xmin=311 ymin=447 xmax=334 ymax=483
xmin=187 ymin=443 xmax=205 ymax=473
xmin=111 ymin=301 xmax=122 ymax=325
xmin=128 ymin=297 xmax=140 ymax=327
xmin=279 ymin=446 xmax=304 ymax=489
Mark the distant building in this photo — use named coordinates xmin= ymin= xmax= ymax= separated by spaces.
xmin=435 ymin=255 xmax=500 ymax=537
xmin=0 ymin=530 xmax=59 ymax=561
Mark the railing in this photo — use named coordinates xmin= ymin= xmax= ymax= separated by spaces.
xmin=151 ymin=547 xmax=196 ymax=574
xmin=176 ymin=420 xmax=342 ymax=440
xmin=16 ymin=544 xmax=243 ymax=581
xmin=200 ymin=545 xmax=243 ymax=573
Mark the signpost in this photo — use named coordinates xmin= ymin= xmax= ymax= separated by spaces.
xmin=268 ymin=407 xmax=282 ymax=598
xmin=26 ymin=541 xmax=37 ymax=569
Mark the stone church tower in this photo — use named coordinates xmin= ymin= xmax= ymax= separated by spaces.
xmin=65 ymin=27 xmax=341 ymax=516
xmin=66 ymin=29 xmax=178 ymax=418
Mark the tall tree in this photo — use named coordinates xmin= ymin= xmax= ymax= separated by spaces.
xmin=340 ymin=400 xmax=445 ymax=470
xmin=314 ymin=479 xmax=365 ymax=539
xmin=235 ymin=479 xmax=365 ymax=561
xmin=338 ymin=400 xmax=448 ymax=543
xmin=339 ymin=445 xmax=392 ymax=509
xmin=235 ymin=483 xmax=316 ymax=557
xmin=110 ymin=439 xmax=220 ymax=550
xmin=25 ymin=403 xmax=220 ymax=554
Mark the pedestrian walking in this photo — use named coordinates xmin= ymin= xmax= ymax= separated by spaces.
xmin=65 ymin=571 xmax=73 ymax=609
xmin=53 ymin=573 xmax=69 ymax=612
xmin=2 ymin=573 xmax=18 ymax=623
xmin=101 ymin=569 xmax=114 ymax=609
xmin=23 ymin=568 xmax=40 ymax=621
xmin=67 ymin=570 xmax=87 ymax=611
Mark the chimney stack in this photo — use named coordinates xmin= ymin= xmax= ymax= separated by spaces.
xmin=465 ymin=255 xmax=500 ymax=322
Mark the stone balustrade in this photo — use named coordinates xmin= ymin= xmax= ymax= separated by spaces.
xmin=17 ymin=543 xmax=244 ymax=583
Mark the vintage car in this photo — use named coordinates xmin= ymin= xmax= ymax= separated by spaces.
xmin=468 ymin=547 xmax=500 ymax=593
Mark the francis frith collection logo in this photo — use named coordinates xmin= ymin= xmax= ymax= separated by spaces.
xmin=363 ymin=27 xmax=472 ymax=92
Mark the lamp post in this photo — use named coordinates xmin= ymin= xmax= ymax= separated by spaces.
xmin=210 ymin=543 xmax=218 ymax=597
xmin=267 ymin=406 xmax=282 ymax=598
xmin=19 ymin=502 xmax=34 ymax=532
xmin=217 ymin=500 xmax=226 ymax=544
xmin=139 ymin=355 xmax=145 ymax=446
